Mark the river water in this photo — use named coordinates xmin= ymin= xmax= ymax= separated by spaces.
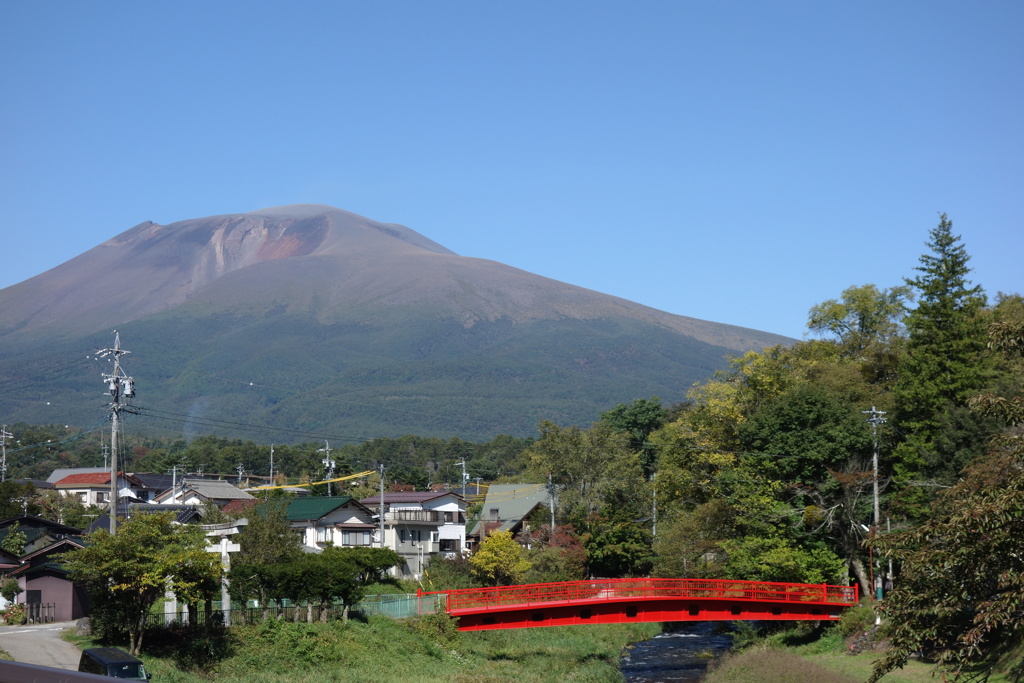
xmin=619 ymin=622 xmax=735 ymax=682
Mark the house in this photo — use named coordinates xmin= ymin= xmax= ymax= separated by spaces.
xmin=0 ymin=515 xmax=82 ymax=555
xmin=466 ymin=484 xmax=550 ymax=549
xmin=0 ymin=515 xmax=87 ymax=622
xmin=286 ymin=497 xmax=378 ymax=549
xmin=50 ymin=471 xmax=148 ymax=507
xmin=129 ymin=472 xmax=176 ymax=502
xmin=84 ymin=502 xmax=204 ymax=534
xmin=6 ymin=537 xmax=89 ymax=622
xmin=359 ymin=492 xmax=466 ymax=579
xmin=45 ymin=468 xmax=108 ymax=485
xmin=151 ymin=478 xmax=255 ymax=508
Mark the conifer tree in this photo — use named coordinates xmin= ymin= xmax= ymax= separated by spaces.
xmin=893 ymin=214 xmax=991 ymax=485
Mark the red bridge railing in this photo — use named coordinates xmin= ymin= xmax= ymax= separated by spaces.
xmin=418 ymin=577 xmax=858 ymax=630
xmin=423 ymin=577 xmax=857 ymax=613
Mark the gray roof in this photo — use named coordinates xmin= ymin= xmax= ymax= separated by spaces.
xmin=469 ymin=484 xmax=549 ymax=538
xmin=182 ymin=478 xmax=255 ymax=501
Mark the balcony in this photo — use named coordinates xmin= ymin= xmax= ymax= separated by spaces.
xmin=387 ymin=510 xmax=441 ymax=523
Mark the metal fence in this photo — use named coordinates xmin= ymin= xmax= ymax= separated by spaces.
xmin=356 ymin=593 xmax=446 ymax=619
xmin=151 ymin=594 xmax=444 ymax=627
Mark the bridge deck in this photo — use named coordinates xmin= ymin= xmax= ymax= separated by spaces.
xmin=420 ymin=577 xmax=858 ymax=631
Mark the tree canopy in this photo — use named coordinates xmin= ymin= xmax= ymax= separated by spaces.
xmin=61 ymin=512 xmax=221 ymax=655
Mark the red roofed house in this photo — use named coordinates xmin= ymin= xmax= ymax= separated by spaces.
xmin=51 ymin=472 xmax=147 ymax=507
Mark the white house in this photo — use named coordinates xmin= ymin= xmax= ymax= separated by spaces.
xmin=50 ymin=471 xmax=147 ymax=507
xmin=286 ymin=496 xmax=378 ymax=549
xmin=359 ymin=491 xmax=467 ymax=579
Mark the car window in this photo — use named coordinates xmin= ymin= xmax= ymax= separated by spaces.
xmin=79 ymin=654 xmax=103 ymax=674
xmin=108 ymin=662 xmax=146 ymax=679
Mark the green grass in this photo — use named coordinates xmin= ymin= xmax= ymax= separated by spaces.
xmin=65 ymin=616 xmax=661 ymax=683
xmin=705 ymin=621 xmax=1023 ymax=683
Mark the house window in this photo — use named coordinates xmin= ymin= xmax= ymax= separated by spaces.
xmin=439 ymin=539 xmax=460 ymax=552
xmin=399 ymin=529 xmax=407 ymax=543
xmin=444 ymin=511 xmax=453 ymax=523
xmin=316 ymin=527 xmax=331 ymax=544
xmin=431 ymin=531 xmax=439 ymax=543
xmin=342 ymin=531 xmax=371 ymax=546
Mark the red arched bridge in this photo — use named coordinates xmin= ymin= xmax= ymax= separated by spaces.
xmin=418 ymin=577 xmax=858 ymax=631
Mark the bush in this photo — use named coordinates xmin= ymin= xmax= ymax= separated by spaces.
xmin=3 ymin=603 xmax=26 ymax=625
xmin=142 ymin=623 xmax=234 ymax=672
xmin=837 ymin=601 xmax=876 ymax=637
xmin=410 ymin=611 xmax=460 ymax=645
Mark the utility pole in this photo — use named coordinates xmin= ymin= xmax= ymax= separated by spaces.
xmin=378 ymin=463 xmax=386 ymax=549
xmin=547 ymin=473 xmax=555 ymax=533
xmin=98 ymin=331 xmax=135 ymax=535
xmin=319 ymin=441 xmax=335 ymax=496
xmin=456 ymin=460 xmax=468 ymax=492
xmin=863 ymin=406 xmax=887 ymax=601
xmin=236 ymin=463 xmax=245 ymax=485
xmin=651 ymin=471 xmax=657 ymax=537
xmin=0 ymin=426 xmax=12 ymax=483
xmin=269 ymin=445 xmax=275 ymax=483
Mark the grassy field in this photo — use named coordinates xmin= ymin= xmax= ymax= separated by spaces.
xmin=705 ymin=632 xmax=1020 ymax=683
xmin=65 ymin=616 xmax=661 ymax=683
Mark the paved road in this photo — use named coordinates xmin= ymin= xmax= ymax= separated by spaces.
xmin=0 ymin=621 xmax=82 ymax=670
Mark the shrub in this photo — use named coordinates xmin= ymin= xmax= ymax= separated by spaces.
xmin=837 ymin=601 xmax=876 ymax=637
xmin=410 ymin=611 xmax=460 ymax=644
xmin=3 ymin=603 xmax=26 ymax=625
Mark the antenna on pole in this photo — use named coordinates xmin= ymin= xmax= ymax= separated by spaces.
xmin=97 ymin=331 xmax=136 ymax=535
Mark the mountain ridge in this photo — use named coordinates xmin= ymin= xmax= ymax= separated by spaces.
xmin=0 ymin=205 xmax=791 ymax=440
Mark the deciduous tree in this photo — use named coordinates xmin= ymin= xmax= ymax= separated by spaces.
xmin=870 ymin=313 xmax=1024 ymax=682
xmin=60 ymin=512 xmax=220 ymax=655
xmin=470 ymin=530 xmax=531 ymax=586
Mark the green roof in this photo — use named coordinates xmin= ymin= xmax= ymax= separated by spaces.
xmin=286 ymin=496 xmax=358 ymax=521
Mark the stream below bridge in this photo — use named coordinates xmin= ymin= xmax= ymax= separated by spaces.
xmin=619 ymin=622 xmax=736 ymax=682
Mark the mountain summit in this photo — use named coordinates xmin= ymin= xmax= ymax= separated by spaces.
xmin=0 ymin=205 xmax=790 ymax=440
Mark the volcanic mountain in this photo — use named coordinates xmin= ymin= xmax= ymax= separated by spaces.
xmin=0 ymin=205 xmax=791 ymax=440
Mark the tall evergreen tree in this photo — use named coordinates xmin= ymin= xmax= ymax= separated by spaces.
xmin=894 ymin=214 xmax=991 ymax=485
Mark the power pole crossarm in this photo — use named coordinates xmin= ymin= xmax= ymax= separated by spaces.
xmin=97 ymin=331 xmax=136 ymax=535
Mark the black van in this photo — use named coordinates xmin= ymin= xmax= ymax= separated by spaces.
xmin=78 ymin=648 xmax=151 ymax=680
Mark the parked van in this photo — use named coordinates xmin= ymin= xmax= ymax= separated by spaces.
xmin=78 ymin=648 xmax=151 ymax=680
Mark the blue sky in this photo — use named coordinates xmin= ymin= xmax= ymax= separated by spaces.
xmin=2 ymin=2 xmax=1021 ymax=339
